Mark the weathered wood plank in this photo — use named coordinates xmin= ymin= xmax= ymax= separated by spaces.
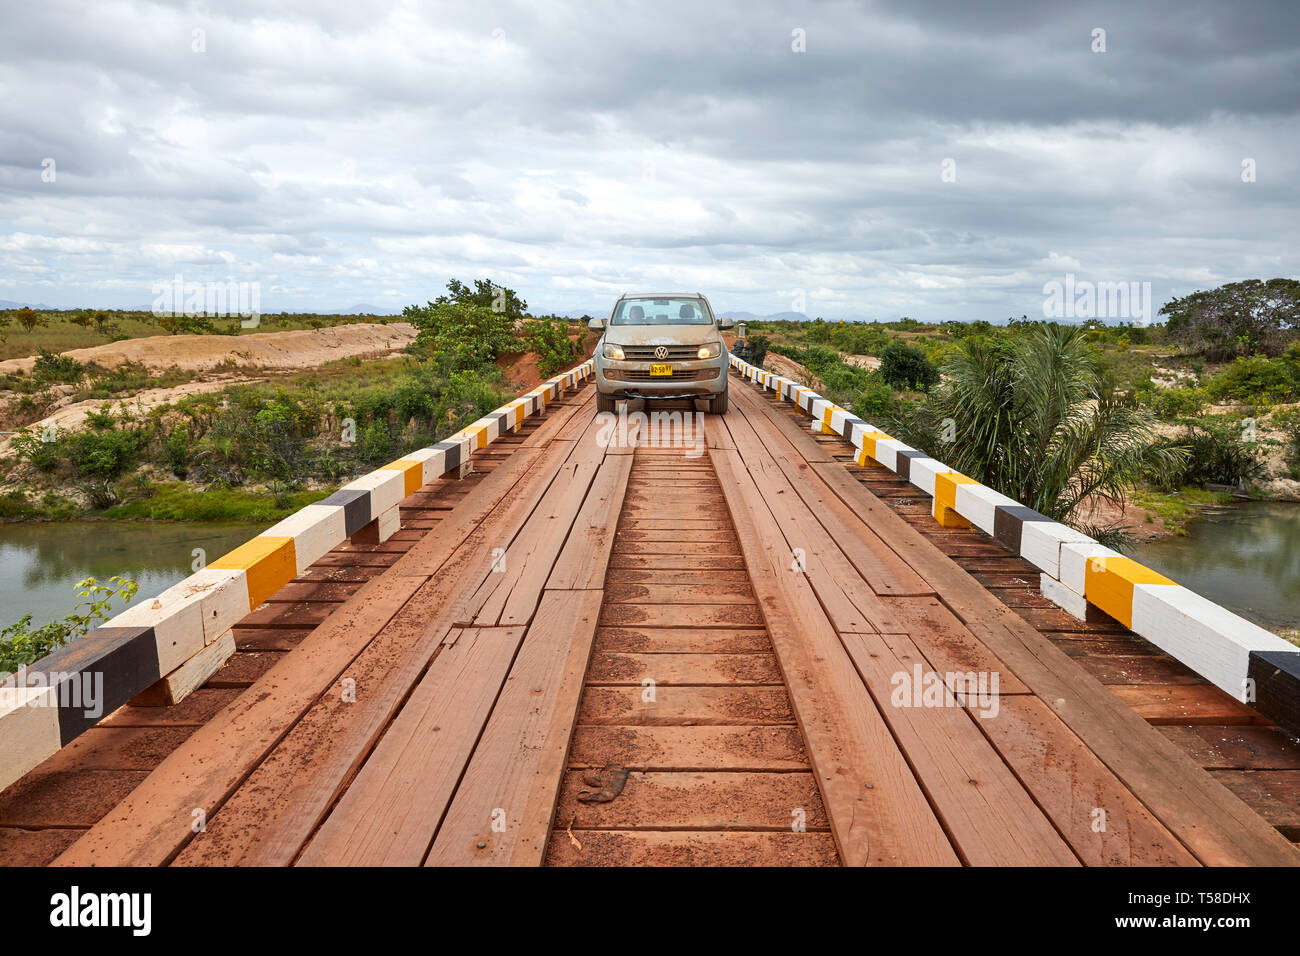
xmin=425 ymin=589 xmax=604 ymax=866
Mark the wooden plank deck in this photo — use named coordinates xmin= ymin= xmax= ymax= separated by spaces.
xmin=1 ymin=370 xmax=1295 ymax=867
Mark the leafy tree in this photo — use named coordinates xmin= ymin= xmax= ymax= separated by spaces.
xmin=1160 ymin=279 xmax=1300 ymax=359
xmin=888 ymin=324 xmax=1185 ymax=547
xmin=434 ymin=277 xmax=528 ymax=323
xmin=402 ymin=301 xmax=522 ymax=370
xmin=14 ymin=307 xmax=45 ymax=334
xmin=91 ymin=310 xmax=119 ymax=336
xmin=879 ymin=340 xmax=939 ymax=391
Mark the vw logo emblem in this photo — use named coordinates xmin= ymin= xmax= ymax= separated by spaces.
xmin=654 ymin=346 xmax=669 ymax=360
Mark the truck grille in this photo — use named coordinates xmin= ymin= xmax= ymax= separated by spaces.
xmin=621 ymin=345 xmax=705 ymax=361
xmin=620 ymin=368 xmax=704 ymax=382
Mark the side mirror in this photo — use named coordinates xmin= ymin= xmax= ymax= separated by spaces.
xmin=587 ymin=317 xmax=605 ymax=330
xmin=718 ymin=317 xmax=734 ymax=330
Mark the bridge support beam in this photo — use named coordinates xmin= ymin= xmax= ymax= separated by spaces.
xmin=352 ymin=504 xmax=401 ymax=545
xmin=131 ymin=630 xmax=236 ymax=707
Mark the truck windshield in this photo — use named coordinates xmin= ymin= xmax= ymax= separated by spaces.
xmin=610 ymin=297 xmax=712 ymax=326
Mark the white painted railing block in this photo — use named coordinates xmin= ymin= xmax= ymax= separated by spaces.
xmin=262 ymin=504 xmax=347 ymax=574
xmin=343 ymin=469 xmax=406 ymax=516
xmin=907 ymin=458 xmax=946 ymax=497
xmin=872 ymin=439 xmax=909 ymax=472
xmin=955 ymin=484 xmax=1021 ymax=536
xmin=1131 ymin=584 xmax=1296 ymax=700
xmin=1059 ymin=541 xmax=1123 ymax=595
xmin=1018 ymin=521 xmax=1094 ymax=579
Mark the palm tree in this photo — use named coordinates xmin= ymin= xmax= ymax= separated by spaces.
xmin=888 ymin=324 xmax=1184 ymax=548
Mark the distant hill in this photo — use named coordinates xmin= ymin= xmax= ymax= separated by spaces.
xmin=344 ymin=304 xmax=401 ymax=316
xmin=0 ymin=299 xmax=52 ymax=310
xmin=719 ymin=310 xmax=814 ymax=323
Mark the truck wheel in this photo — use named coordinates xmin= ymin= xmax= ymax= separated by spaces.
xmin=711 ymin=389 xmax=729 ymax=415
xmin=597 ymin=392 xmax=618 ymax=413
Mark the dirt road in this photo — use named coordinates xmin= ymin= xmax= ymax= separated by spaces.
xmin=0 ymin=322 xmax=417 ymax=376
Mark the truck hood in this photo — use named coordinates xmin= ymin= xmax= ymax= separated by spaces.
xmin=604 ymin=325 xmax=721 ymax=346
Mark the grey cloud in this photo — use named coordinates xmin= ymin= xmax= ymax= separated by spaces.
xmin=0 ymin=0 xmax=1296 ymax=318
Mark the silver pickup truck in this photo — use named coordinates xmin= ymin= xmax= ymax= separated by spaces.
xmin=589 ymin=292 xmax=733 ymax=414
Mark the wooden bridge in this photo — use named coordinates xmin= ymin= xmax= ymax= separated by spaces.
xmin=1 ymin=360 xmax=1298 ymax=867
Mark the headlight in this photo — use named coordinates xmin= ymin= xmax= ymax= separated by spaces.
xmin=697 ymin=342 xmax=722 ymax=359
xmin=603 ymin=343 xmax=625 ymax=361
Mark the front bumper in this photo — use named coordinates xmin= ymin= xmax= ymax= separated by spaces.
xmin=594 ymin=353 xmax=729 ymax=398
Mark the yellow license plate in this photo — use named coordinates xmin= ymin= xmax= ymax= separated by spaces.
xmin=648 ymin=363 xmax=672 ymax=376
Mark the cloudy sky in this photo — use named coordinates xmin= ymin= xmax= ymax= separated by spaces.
xmin=1 ymin=0 xmax=1297 ymax=320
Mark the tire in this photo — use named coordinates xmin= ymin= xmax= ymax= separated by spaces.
xmin=596 ymin=391 xmax=618 ymax=413
xmin=711 ymin=389 xmax=729 ymax=415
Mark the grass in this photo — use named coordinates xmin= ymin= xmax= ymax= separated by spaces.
xmin=101 ymin=482 xmax=334 ymax=521
xmin=0 ymin=489 xmax=80 ymax=521
xmin=1131 ymin=486 xmax=1236 ymax=534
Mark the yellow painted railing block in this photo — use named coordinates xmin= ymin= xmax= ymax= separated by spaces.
xmin=855 ymin=430 xmax=892 ymax=464
xmin=820 ymin=404 xmax=841 ymax=434
xmin=933 ymin=471 xmax=979 ymax=514
xmin=505 ymin=400 xmax=525 ymax=429
xmin=931 ymin=471 xmax=978 ymax=529
xmin=381 ymin=459 xmax=424 ymax=496
xmin=211 ymin=536 xmax=297 ymax=610
xmin=1084 ymin=556 xmax=1175 ymax=627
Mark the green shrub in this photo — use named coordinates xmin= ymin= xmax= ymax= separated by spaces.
xmin=1204 ymin=351 xmax=1300 ymax=403
xmin=10 ymin=428 xmax=62 ymax=472
xmin=64 ymin=426 xmax=143 ymax=480
xmin=879 ymin=341 xmax=939 ymax=391
xmin=851 ymin=376 xmax=896 ymax=419
xmin=32 ymin=348 xmax=86 ymax=383
xmin=164 ymin=426 xmax=191 ymax=477
xmin=522 ymin=317 xmax=580 ymax=377
xmin=1152 ymin=419 xmax=1266 ymax=489
xmin=0 ymin=576 xmax=139 ymax=676
xmin=0 ymin=489 xmax=34 ymax=519
xmin=358 ymin=420 xmax=393 ymax=464
xmin=828 ymin=323 xmax=889 ymax=356
xmin=1149 ymin=386 xmax=1205 ymax=421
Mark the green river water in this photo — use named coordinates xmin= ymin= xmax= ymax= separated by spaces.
xmin=0 ymin=521 xmax=265 ymax=627
xmin=1126 ymin=501 xmax=1300 ymax=632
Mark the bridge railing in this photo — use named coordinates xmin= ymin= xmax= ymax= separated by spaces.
xmin=0 ymin=360 xmax=594 ymax=791
xmin=730 ymin=353 xmax=1300 ymax=738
